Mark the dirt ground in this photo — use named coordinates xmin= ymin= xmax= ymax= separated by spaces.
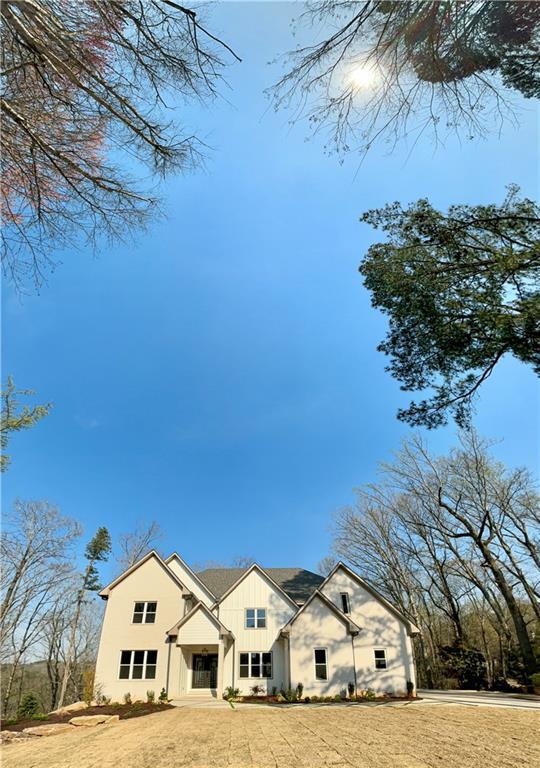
xmin=2 ymin=703 xmax=538 ymax=768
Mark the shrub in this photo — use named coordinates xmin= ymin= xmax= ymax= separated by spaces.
xmin=17 ymin=692 xmax=41 ymax=719
xmin=310 ymin=695 xmax=319 ymax=702
xmin=224 ymin=686 xmax=240 ymax=700
xmin=123 ymin=692 xmax=132 ymax=705
xmin=250 ymin=684 xmax=264 ymax=696
xmin=406 ymin=680 xmax=415 ymax=697
xmin=324 ymin=696 xmax=334 ymax=702
xmin=31 ymin=713 xmax=49 ymax=721
xmin=531 ymin=672 xmax=540 ymax=688
xmin=279 ymin=688 xmax=297 ymax=702
xmin=334 ymin=694 xmax=342 ymax=702
xmin=296 ymin=682 xmax=303 ymax=700
xmin=271 ymin=686 xmax=277 ymax=696
xmin=304 ymin=696 xmax=311 ymax=703
xmin=82 ymin=668 xmax=95 ymax=707
xmin=146 ymin=690 xmax=155 ymax=703
xmin=347 ymin=682 xmax=355 ymax=698
xmin=159 ymin=688 xmax=168 ymax=703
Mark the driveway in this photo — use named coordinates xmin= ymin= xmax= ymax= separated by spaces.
xmin=418 ymin=689 xmax=540 ymax=710
xmin=2 ymin=702 xmax=538 ymax=768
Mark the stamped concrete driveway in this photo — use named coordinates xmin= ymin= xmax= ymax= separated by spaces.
xmin=418 ymin=689 xmax=540 ymax=710
xmin=2 ymin=703 xmax=538 ymax=768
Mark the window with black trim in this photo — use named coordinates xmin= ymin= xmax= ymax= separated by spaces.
xmin=374 ymin=649 xmax=387 ymax=669
xmin=245 ymin=608 xmax=266 ymax=628
xmin=314 ymin=648 xmax=328 ymax=680
xmin=340 ymin=593 xmax=351 ymax=614
xmin=118 ymin=650 xmax=157 ymax=679
xmin=238 ymin=651 xmax=272 ymax=678
xmin=132 ymin=601 xmax=157 ymax=623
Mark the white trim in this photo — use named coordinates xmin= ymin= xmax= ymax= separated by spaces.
xmin=374 ymin=647 xmax=388 ymax=670
xmin=281 ymin=589 xmax=361 ymax=635
xmin=313 ymin=647 xmax=328 ymax=681
xmin=238 ymin=650 xmax=273 ymax=679
xmin=131 ymin=600 xmax=157 ymax=624
xmin=165 ymin=552 xmax=217 ymax=602
xmin=99 ymin=551 xmax=188 ymax=598
xmin=213 ymin=564 xmax=299 ymax=609
xmin=245 ymin=608 xmax=266 ymax=629
xmin=118 ymin=649 xmax=158 ymax=680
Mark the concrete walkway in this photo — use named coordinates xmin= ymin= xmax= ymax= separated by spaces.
xmin=418 ymin=689 xmax=540 ymax=710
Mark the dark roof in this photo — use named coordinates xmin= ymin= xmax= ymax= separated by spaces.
xmin=197 ymin=567 xmax=325 ymax=603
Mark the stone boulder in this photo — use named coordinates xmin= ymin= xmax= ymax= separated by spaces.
xmin=69 ymin=714 xmax=119 ymax=727
xmin=49 ymin=701 xmax=88 ymax=715
xmin=22 ymin=724 xmax=74 ymax=737
xmin=0 ymin=730 xmax=31 ymax=743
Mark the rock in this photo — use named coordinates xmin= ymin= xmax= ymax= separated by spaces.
xmin=0 ymin=730 xmax=30 ymax=743
xmin=69 ymin=714 xmax=119 ymax=727
xmin=49 ymin=701 xmax=88 ymax=715
xmin=22 ymin=724 xmax=74 ymax=737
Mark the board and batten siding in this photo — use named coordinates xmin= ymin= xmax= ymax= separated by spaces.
xmin=321 ymin=567 xmax=416 ymax=694
xmin=218 ymin=569 xmax=297 ymax=694
xmin=94 ymin=555 xmax=185 ymax=701
xmin=166 ymin=556 xmax=215 ymax=606
xmin=176 ymin=608 xmax=221 ymax=645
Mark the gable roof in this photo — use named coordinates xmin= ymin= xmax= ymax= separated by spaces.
xmin=281 ymin=589 xmax=361 ymax=636
xmin=165 ymin=552 xmax=216 ymax=601
xmin=166 ymin=601 xmax=233 ymax=638
xmin=98 ymin=550 xmax=188 ymax=599
xmin=321 ymin=562 xmax=420 ymax=635
xmin=198 ymin=566 xmax=324 ymax=603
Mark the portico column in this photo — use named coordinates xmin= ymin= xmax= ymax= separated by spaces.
xmin=217 ymin=636 xmax=225 ymax=695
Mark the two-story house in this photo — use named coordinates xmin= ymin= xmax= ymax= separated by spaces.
xmin=94 ymin=551 xmax=418 ymax=700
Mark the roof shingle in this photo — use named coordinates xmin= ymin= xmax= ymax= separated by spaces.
xmin=197 ymin=566 xmax=324 ymax=603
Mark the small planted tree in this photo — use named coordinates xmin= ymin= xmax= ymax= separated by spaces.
xmin=17 ymin=691 xmax=41 ymax=719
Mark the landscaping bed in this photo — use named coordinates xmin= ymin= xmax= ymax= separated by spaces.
xmin=234 ymin=694 xmax=419 ymax=705
xmin=1 ymin=702 xmax=174 ymax=733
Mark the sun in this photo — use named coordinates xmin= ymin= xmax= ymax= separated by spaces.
xmin=350 ymin=64 xmax=379 ymax=89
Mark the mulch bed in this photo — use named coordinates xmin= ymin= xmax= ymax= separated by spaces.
xmin=238 ymin=696 xmax=418 ymax=705
xmin=1 ymin=702 xmax=174 ymax=732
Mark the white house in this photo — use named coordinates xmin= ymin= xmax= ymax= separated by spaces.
xmin=94 ymin=551 xmax=418 ymax=700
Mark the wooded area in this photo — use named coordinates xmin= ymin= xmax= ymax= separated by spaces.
xmin=331 ymin=432 xmax=539 ymax=689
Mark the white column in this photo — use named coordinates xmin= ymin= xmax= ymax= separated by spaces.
xmin=217 ymin=636 xmax=225 ymax=695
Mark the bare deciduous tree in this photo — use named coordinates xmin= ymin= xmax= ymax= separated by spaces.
xmin=1 ymin=0 xmax=240 ymax=289
xmin=115 ymin=520 xmax=164 ymax=575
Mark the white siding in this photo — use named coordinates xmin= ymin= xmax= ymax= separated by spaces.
xmin=177 ymin=609 xmax=220 ymax=645
xmin=166 ymin=556 xmax=214 ymax=606
xmin=322 ymin=567 xmax=416 ymax=694
xmin=218 ymin=569 xmax=297 ymax=694
xmin=289 ymin=596 xmax=355 ymax=696
xmin=94 ymin=555 xmax=184 ymax=701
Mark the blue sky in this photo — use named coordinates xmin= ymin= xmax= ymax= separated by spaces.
xmin=2 ymin=2 xmax=539 ymax=581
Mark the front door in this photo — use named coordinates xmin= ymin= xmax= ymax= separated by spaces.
xmin=192 ymin=654 xmax=218 ymax=689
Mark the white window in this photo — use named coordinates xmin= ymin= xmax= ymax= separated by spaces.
xmin=132 ymin=601 xmax=157 ymax=623
xmin=374 ymin=649 xmax=387 ymax=669
xmin=340 ymin=592 xmax=351 ymax=614
xmin=245 ymin=608 xmax=266 ymax=628
xmin=314 ymin=648 xmax=328 ymax=680
xmin=119 ymin=650 xmax=157 ymax=679
xmin=239 ymin=651 xmax=272 ymax=678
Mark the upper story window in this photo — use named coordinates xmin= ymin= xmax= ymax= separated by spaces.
xmin=133 ymin=601 xmax=157 ymax=623
xmin=340 ymin=593 xmax=351 ymax=614
xmin=314 ymin=648 xmax=328 ymax=680
xmin=245 ymin=608 xmax=266 ymax=628
xmin=119 ymin=650 xmax=157 ymax=679
xmin=374 ymin=649 xmax=387 ymax=669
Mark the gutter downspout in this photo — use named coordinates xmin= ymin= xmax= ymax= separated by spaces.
xmin=350 ymin=633 xmax=358 ymax=696
xmin=165 ymin=636 xmax=172 ymax=696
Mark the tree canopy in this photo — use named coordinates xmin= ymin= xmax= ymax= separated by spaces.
xmin=359 ymin=186 xmax=540 ymax=428
xmin=1 ymin=376 xmax=51 ymax=471
xmin=1 ymin=0 xmax=239 ymax=289
xmin=272 ymin=1 xmax=540 ymax=158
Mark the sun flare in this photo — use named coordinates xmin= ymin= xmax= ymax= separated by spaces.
xmin=350 ymin=64 xmax=379 ymax=89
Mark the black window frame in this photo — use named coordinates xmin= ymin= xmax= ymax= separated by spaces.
xmin=340 ymin=592 xmax=351 ymax=614
xmin=374 ymin=648 xmax=387 ymax=669
xmin=238 ymin=651 xmax=273 ymax=678
xmin=118 ymin=649 xmax=158 ymax=680
xmin=314 ymin=648 xmax=328 ymax=680
xmin=132 ymin=601 xmax=157 ymax=624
